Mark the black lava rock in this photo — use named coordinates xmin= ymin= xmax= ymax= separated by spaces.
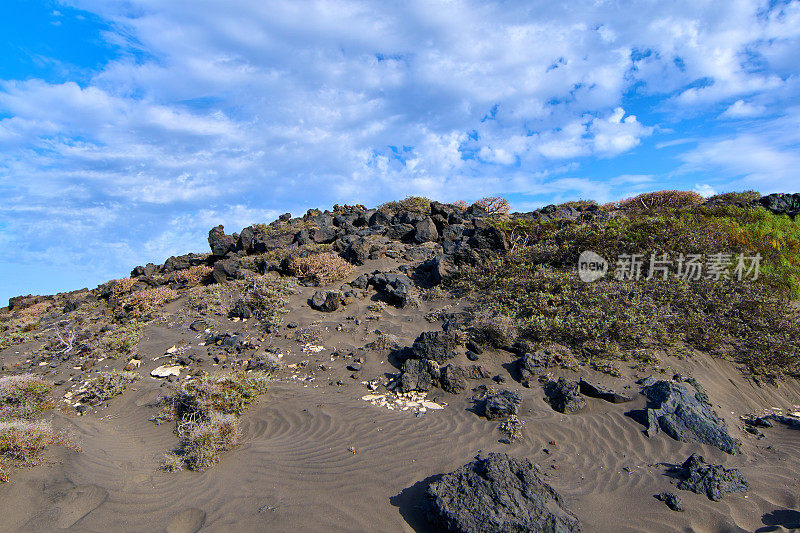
xmin=655 ymin=492 xmax=684 ymax=512
xmin=676 ymin=454 xmax=749 ymax=501
xmin=642 ymin=380 xmax=740 ymax=454
xmin=546 ymin=378 xmax=586 ymax=414
xmin=426 ymin=453 xmax=582 ymax=533
xmin=310 ymin=290 xmax=341 ymax=312
xmin=484 ymin=390 xmax=522 ymax=420
xmin=411 ymin=331 xmax=458 ymax=363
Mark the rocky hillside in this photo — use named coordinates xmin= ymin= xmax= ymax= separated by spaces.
xmin=1 ymin=190 xmax=800 ymax=532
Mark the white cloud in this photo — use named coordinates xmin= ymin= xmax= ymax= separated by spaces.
xmin=720 ymin=99 xmax=768 ymax=119
xmin=693 ymin=183 xmax=716 ymax=197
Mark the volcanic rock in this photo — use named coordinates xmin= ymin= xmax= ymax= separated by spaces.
xmin=426 ymin=453 xmax=581 ymax=533
xmin=676 ymin=454 xmax=748 ymax=501
xmin=642 ymin=380 xmax=740 ymax=454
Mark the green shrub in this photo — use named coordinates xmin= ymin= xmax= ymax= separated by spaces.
xmin=0 ymin=420 xmax=68 ymax=482
xmin=80 ymin=370 xmax=139 ymax=404
xmin=705 ymin=191 xmax=761 ymax=206
xmin=378 ymin=196 xmax=432 ymax=214
xmin=448 ymin=229 xmax=800 ymax=376
xmin=0 ymin=375 xmax=53 ymax=420
xmin=156 ymin=371 xmax=270 ymax=472
xmin=616 ymin=190 xmax=705 ymax=213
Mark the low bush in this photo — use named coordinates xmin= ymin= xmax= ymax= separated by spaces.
xmin=156 ymin=371 xmax=270 ymax=471
xmin=80 ymin=370 xmax=139 ymax=404
xmin=705 ymin=190 xmax=761 ymax=206
xmin=109 ymin=322 xmax=142 ymax=356
xmin=172 ymin=371 xmax=271 ymax=420
xmin=470 ymin=312 xmax=517 ymax=348
xmin=120 ymin=287 xmax=179 ymax=318
xmin=474 ymin=196 xmax=510 ymax=215
xmin=0 ymin=420 xmax=68 ymax=482
xmin=173 ymin=265 xmax=213 ymax=287
xmin=285 ymin=252 xmax=356 ymax=285
xmin=378 ymin=196 xmax=432 ymax=214
xmin=0 ymin=375 xmax=53 ymax=420
xmin=109 ymin=277 xmax=137 ymax=299
xmin=616 ymin=190 xmax=704 ymax=213
xmin=239 ymin=275 xmax=296 ymax=330
xmin=178 ymin=413 xmax=240 ymax=471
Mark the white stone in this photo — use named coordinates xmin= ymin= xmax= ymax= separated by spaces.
xmin=151 ymin=364 xmax=181 ymax=378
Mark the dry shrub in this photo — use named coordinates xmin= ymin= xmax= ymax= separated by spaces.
xmin=378 ymin=196 xmax=432 ymax=214
xmin=474 ymin=197 xmax=510 ymax=215
xmin=470 ymin=312 xmax=517 ymax=348
xmin=173 ymin=265 xmax=213 ymax=287
xmin=617 ymin=190 xmax=704 ymax=213
xmin=121 ymin=287 xmax=178 ymax=318
xmin=0 ymin=375 xmax=53 ymax=420
xmin=157 ymin=371 xmax=269 ymax=471
xmin=109 ymin=277 xmax=137 ymax=299
xmin=16 ymin=301 xmax=53 ymax=320
xmin=187 ymin=283 xmax=235 ymax=316
xmin=178 ymin=413 xmax=239 ymax=471
xmin=286 ymin=252 xmax=356 ymax=285
xmin=0 ymin=420 xmax=68 ymax=482
xmin=80 ymin=370 xmax=139 ymax=404
xmin=451 ymin=200 xmax=469 ymax=210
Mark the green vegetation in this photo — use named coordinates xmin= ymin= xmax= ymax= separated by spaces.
xmin=0 ymin=375 xmax=67 ymax=482
xmin=80 ymin=370 xmax=139 ymax=404
xmin=156 ymin=371 xmax=271 ymax=471
xmin=0 ymin=421 xmax=69 ymax=482
xmin=454 ymin=195 xmax=800 ymax=377
xmin=378 ymin=196 xmax=432 ymax=214
xmin=0 ymin=375 xmax=54 ymax=421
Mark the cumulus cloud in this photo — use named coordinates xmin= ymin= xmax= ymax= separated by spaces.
xmin=721 ymin=99 xmax=768 ymax=119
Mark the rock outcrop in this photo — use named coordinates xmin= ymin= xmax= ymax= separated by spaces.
xmin=426 ymin=453 xmax=582 ymax=533
xmin=676 ymin=454 xmax=749 ymax=501
xmin=641 ymin=380 xmax=740 ymax=454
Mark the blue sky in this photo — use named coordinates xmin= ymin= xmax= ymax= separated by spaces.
xmin=1 ymin=0 xmax=799 ymax=304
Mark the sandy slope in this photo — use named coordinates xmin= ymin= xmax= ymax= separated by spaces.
xmin=2 ymin=266 xmax=800 ymax=532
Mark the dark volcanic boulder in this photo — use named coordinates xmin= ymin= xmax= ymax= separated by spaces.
xmin=546 ymin=378 xmax=586 ymax=414
xmin=578 ymin=379 xmax=632 ymax=403
xmin=369 ymin=272 xmax=416 ymax=308
xmin=414 ymin=216 xmax=439 ymax=243
xmin=400 ymin=358 xmax=440 ymax=392
xmin=468 ymin=225 xmax=508 ymax=251
xmin=642 ymin=380 xmax=740 ymax=454
xmin=411 ymin=331 xmax=458 ymax=363
xmin=212 ymin=258 xmax=240 ymax=284
xmin=518 ymin=350 xmax=553 ymax=387
xmin=310 ymin=290 xmax=341 ymax=312
xmin=484 ymin=390 xmax=522 ymax=420
xmin=753 ymin=192 xmax=800 ymax=218
xmin=440 ymin=364 xmax=468 ymax=394
xmin=655 ymin=492 xmax=684 ymax=512
xmin=426 ymin=453 xmax=581 ymax=533
xmin=676 ymin=454 xmax=748 ymax=501
xmin=208 ymin=225 xmax=235 ymax=257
